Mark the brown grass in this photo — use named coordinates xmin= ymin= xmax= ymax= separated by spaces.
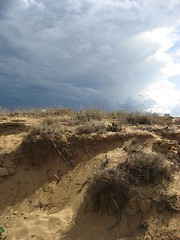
xmin=21 ymin=119 xmax=72 ymax=166
xmin=86 ymin=169 xmax=131 ymax=218
xmin=0 ymin=107 xmax=10 ymax=116
xmin=126 ymin=112 xmax=152 ymax=125
xmin=121 ymin=152 xmax=171 ymax=185
xmin=75 ymin=108 xmax=103 ymax=123
xmin=85 ymin=152 xmax=172 ymax=219
xmin=1 ymin=107 xmax=75 ymax=118
xmin=0 ymin=106 xmax=173 ymax=127
xmin=77 ymin=121 xmax=106 ymax=134
xmin=106 ymin=111 xmax=172 ymax=126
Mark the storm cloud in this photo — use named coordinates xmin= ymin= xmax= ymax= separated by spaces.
xmin=0 ymin=0 xmax=180 ymax=113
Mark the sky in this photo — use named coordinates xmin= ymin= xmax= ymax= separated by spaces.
xmin=0 ymin=0 xmax=180 ymax=115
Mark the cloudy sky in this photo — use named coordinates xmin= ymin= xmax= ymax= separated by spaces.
xmin=0 ymin=0 xmax=180 ymax=114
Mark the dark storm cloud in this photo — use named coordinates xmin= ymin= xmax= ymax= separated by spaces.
xmin=0 ymin=0 xmax=180 ymax=113
xmin=0 ymin=0 xmax=14 ymax=14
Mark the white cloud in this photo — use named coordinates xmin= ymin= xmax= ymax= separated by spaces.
xmin=22 ymin=0 xmax=34 ymax=4
xmin=140 ymin=27 xmax=180 ymax=76
xmin=143 ymin=80 xmax=180 ymax=114
xmin=139 ymin=27 xmax=180 ymax=114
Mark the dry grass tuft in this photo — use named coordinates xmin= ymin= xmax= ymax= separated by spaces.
xmin=85 ymin=152 xmax=172 ymax=219
xmin=21 ymin=119 xmax=72 ymax=166
xmin=121 ymin=152 xmax=171 ymax=185
xmin=75 ymin=108 xmax=103 ymax=122
xmin=126 ymin=112 xmax=152 ymax=125
xmin=86 ymin=169 xmax=131 ymax=218
xmin=77 ymin=121 xmax=106 ymax=134
xmin=0 ymin=107 xmax=10 ymax=116
xmin=106 ymin=111 xmax=172 ymax=126
xmin=2 ymin=107 xmax=74 ymax=118
xmin=105 ymin=111 xmax=128 ymax=125
xmin=0 ymin=106 xmax=173 ymax=127
xmin=49 ymin=107 xmax=75 ymax=116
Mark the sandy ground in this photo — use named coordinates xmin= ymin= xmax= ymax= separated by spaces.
xmin=0 ymin=115 xmax=180 ymax=240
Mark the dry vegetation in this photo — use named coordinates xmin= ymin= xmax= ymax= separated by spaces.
xmin=0 ymin=107 xmax=10 ymax=116
xmin=106 ymin=111 xmax=172 ymax=125
xmin=86 ymin=169 xmax=131 ymax=218
xmin=19 ymin=108 xmax=173 ymax=166
xmin=20 ymin=117 xmax=72 ymax=166
xmin=75 ymin=108 xmax=103 ymax=122
xmin=0 ymin=106 xmax=75 ymax=117
xmin=85 ymin=152 xmax=173 ymax=220
xmin=77 ymin=121 xmax=106 ymax=134
xmin=0 ymin=106 xmax=172 ymax=125
xmin=122 ymin=152 xmax=171 ymax=185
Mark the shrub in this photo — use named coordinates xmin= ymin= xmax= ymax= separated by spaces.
xmin=106 ymin=111 xmax=171 ymax=126
xmin=121 ymin=152 xmax=171 ymax=185
xmin=75 ymin=108 xmax=103 ymax=122
xmin=85 ymin=152 xmax=172 ymax=220
xmin=41 ymin=116 xmax=62 ymax=126
xmin=77 ymin=121 xmax=106 ymax=134
xmin=7 ymin=107 xmax=74 ymax=118
xmin=21 ymin=122 xmax=72 ymax=166
xmin=105 ymin=111 xmax=126 ymax=122
xmin=126 ymin=112 xmax=151 ymax=125
xmin=85 ymin=169 xmax=131 ymax=218
xmin=51 ymin=107 xmax=75 ymax=116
